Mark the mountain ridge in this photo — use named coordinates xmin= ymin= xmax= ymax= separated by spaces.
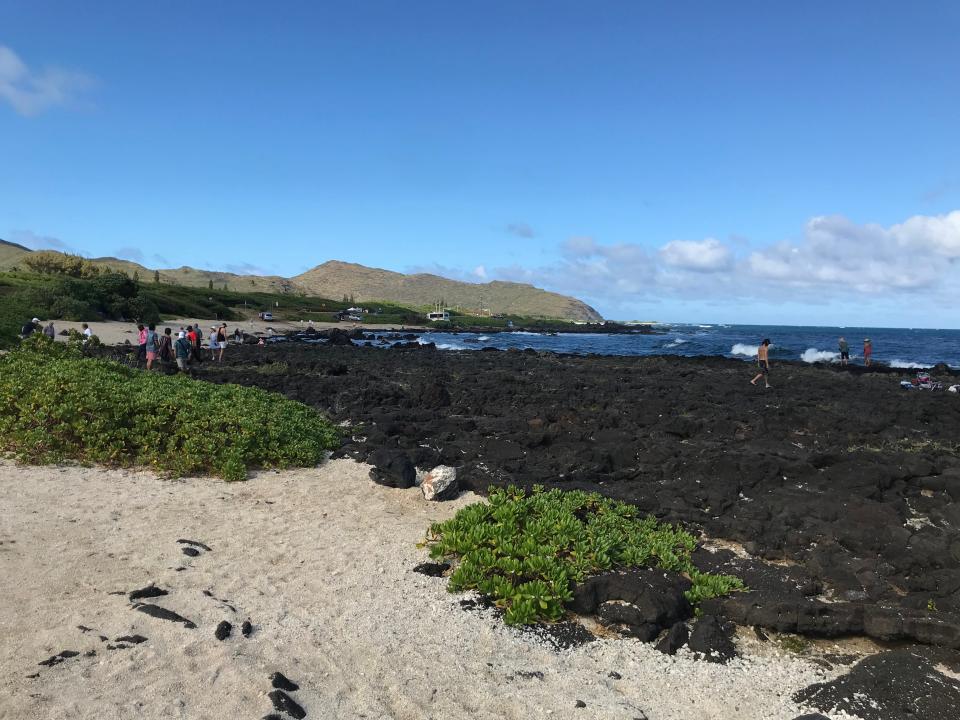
xmin=0 ymin=249 xmax=602 ymax=321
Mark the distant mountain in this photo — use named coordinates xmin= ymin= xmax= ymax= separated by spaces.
xmin=294 ymin=260 xmax=602 ymax=321
xmin=0 ymin=239 xmax=31 ymax=267
xmin=0 ymin=247 xmax=602 ymax=321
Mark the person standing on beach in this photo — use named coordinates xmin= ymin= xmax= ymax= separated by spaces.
xmin=137 ymin=324 xmax=147 ymax=365
xmin=82 ymin=323 xmax=92 ymax=342
xmin=863 ymin=338 xmax=873 ymax=367
xmin=145 ymin=324 xmax=159 ymax=370
xmin=216 ymin=323 xmax=227 ymax=362
xmin=158 ymin=327 xmax=174 ymax=366
xmin=838 ymin=337 xmax=849 ymax=366
xmin=43 ymin=321 xmax=56 ymax=339
xmin=750 ymin=339 xmax=772 ymax=388
xmin=174 ymin=331 xmax=192 ymax=372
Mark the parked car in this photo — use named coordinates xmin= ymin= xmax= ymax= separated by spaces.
xmin=258 ymin=311 xmax=273 ymax=321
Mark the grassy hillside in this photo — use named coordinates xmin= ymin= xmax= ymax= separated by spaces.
xmin=0 ymin=239 xmax=30 ymax=268
xmin=294 ymin=261 xmax=603 ymax=322
xmin=0 ymin=249 xmax=603 ymax=322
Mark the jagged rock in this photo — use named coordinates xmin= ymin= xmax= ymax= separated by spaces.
xmin=214 ymin=621 xmax=232 ymax=640
xmin=241 ymin=620 xmax=253 ymax=637
xmin=412 ymin=562 xmax=450 ymax=577
xmin=128 ymin=585 xmax=167 ymax=601
xmin=268 ymin=690 xmax=306 ymax=719
xmin=570 ymin=569 xmax=692 ymax=640
xmin=133 ymin=603 xmax=196 ymax=629
xmin=655 ymin=622 xmax=689 ymax=655
xmin=687 ymin=615 xmax=736 ymax=663
xmin=793 ymin=648 xmax=960 ymax=720
xmin=368 ymin=448 xmax=416 ymax=488
xmin=421 ymin=465 xmax=459 ymax=501
xmin=271 ymin=671 xmax=299 ymax=691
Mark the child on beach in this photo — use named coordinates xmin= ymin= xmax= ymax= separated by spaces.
xmin=750 ymin=339 xmax=772 ymax=388
xmin=863 ymin=338 xmax=873 ymax=367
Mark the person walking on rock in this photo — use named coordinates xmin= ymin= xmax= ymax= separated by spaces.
xmin=838 ymin=337 xmax=849 ymax=366
xmin=863 ymin=338 xmax=873 ymax=367
xmin=750 ymin=339 xmax=772 ymax=388
xmin=145 ymin=324 xmax=159 ymax=370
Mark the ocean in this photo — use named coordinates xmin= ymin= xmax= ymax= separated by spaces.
xmin=414 ymin=324 xmax=960 ymax=368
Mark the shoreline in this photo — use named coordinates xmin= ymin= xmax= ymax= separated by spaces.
xmin=0 ymin=458 xmax=868 ymax=720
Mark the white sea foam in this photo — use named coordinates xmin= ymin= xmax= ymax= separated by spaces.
xmin=477 ymin=336 xmax=491 ymax=341
xmin=730 ymin=343 xmax=758 ymax=357
xmin=800 ymin=348 xmax=839 ymax=363
xmin=666 ymin=338 xmax=688 ymax=347
xmin=698 ymin=324 xmax=713 ymax=329
xmin=889 ymin=359 xmax=932 ymax=369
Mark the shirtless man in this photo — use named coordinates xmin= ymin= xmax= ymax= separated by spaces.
xmin=750 ymin=338 xmax=772 ymax=388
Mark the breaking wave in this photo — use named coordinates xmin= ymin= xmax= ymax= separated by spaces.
xmin=889 ymin=359 xmax=932 ymax=369
xmin=730 ymin=343 xmax=758 ymax=357
xmin=800 ymin=348 xmax=839 ymax=363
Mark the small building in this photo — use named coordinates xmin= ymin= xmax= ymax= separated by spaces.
xmin=427 ymin=310 xmax=450 ymax=322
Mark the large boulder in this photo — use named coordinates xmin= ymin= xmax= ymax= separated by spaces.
xmin=368 ymin=448 xmax=416 ymax=488
xmin=421 ymin=465 xmax=459 ymax=501
xmin=687 ymin=615 xmax=736 ymax=663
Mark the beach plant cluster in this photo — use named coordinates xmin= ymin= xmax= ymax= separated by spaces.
xmin=0 ymin=336 xmax=339 ymax=480
xmin=425 ymin=485 xmax=745 ymax=625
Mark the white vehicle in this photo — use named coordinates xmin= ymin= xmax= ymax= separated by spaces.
xmin=259 ymin=311 xmax=273 ymax=321
xmin=427 ymin=310 xmax=450 ymax=322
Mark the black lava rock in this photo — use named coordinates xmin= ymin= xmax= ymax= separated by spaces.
xmin=241 ymin=620 xmax=253 ymax=637
xmin=128 ymin=585 xmax=168 ymax=601
xmin=655 ymin=622 xmax=689 ymax=655
xmin=368 ymin=448 xmax=416 ymax=488
xmin=412 ymin=562 xmax=450 ymax=577
xmin=181 ymin=547 xmax=201 ymax=557
xmin=687 ymin=615 xmax=736 ymax=663
xmin=268 ymin=690 xmax=306 ymax=719
xmin=177 ymin=539 xmax=212 ymax=551
xmin=38 ymin=650 xmax=79 ymax=667
xmin=571 ymin=568 xmax=692 ymax=640
xmin=214 ymin=621 xmax=232 ymax=641
xmin=133 ymin=603 xmax=196 ymax=629
xmin=575 ymin=700 xmax=587 ymax=708
xmin=271 ymin=671 xmax=300 ymax=691
xmin=114 ymin=635 xmax=148 ymax=644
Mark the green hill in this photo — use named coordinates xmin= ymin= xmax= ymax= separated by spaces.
xmin=294 ymin=261 xmax=602 ymax=322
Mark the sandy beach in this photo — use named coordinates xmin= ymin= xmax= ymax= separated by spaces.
xmin=45 ymin=319 xmax=424 ymax=346
xmin=0 ymin=458 xmax=864 ymax=720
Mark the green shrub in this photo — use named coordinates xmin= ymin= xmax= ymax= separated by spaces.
xmin=425 ymin=485 xmax=744 ymax=625
xmin=0 ymin=339 xmax=339 ymax=481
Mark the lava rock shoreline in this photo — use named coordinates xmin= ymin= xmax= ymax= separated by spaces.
xmin=119 ymin=339 xmax=960 ymax=651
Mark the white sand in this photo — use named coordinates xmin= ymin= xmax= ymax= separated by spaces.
xmin=0 ymin=459 xmax=861 ymax=720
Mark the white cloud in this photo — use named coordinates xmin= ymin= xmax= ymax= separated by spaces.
xmin=489 ymin=210 xmax=960 ymax=311
xmin=659 ymin=237 xmax=732 ymax=272
xmin=0 ymin=45 xmax=93 ymax=116
xmin=114 ymin=246 xmax=145 ymax=263
xmin=9 ymin=229 xmax=84 ymax=254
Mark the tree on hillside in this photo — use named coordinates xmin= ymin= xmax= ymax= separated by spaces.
xmin=23 ymin=252 xmax=102 ymax=278
xmin=208 ymin=279 xmax=214 ymax=290
xmin=153 ymin=269 xmax=160 ymax=283
xmin=133 ymin=271 xmax=140 ymax=283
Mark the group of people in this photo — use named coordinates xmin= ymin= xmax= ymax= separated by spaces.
xmin=136 ymin=322 xmax=231 ymax=371
xmin=20 ymin=318 xmax=94 ymax=342
xmin=838 ymin=336 xmax=872 ymax=367
xmin=751 ymin=336 xmax=877 ymax=388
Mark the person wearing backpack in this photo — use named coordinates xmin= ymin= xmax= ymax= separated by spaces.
xmin=174 ymin=331 xmax=192 ymax=372
xmin=145 ymin=324 xmax=160 ymax=370
xmin=158 ymin=327 xmax=174 ymax=366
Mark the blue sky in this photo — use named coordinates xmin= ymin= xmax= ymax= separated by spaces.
xmin=2 ymin=1 xmax=959 ymax=326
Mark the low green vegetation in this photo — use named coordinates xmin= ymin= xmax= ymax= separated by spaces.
xmin=0 ymin=336 xmax=339 ymax=480
xmin=424 ymin=485 xmax=744 ymax=625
